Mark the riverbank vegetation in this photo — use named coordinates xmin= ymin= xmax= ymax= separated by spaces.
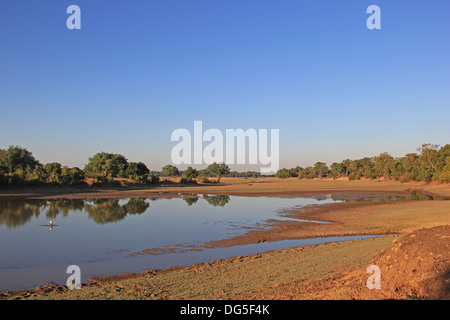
xmin=1 ymin=143 xmax=449 ymax=187
xmin=275 ymin=143 xmax=450 ymax=183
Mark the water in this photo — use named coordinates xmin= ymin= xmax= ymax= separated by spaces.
xmin=329 ymin=190 xmax=450 ymax=202
xmin=0 ymin=191 xmax=443 ymax=291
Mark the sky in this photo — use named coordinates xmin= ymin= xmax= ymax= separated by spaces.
xmin=1 ymin=0 xmax=449 ymax=171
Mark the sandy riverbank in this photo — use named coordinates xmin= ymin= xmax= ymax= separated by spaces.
xmin=2 ymin=177 xmax=450 ymax=199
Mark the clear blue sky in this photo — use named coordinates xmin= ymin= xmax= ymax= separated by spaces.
xmin=1 ymin=0 xmax=449 ymax=171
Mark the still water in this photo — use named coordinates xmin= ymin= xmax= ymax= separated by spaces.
xmin=0 ymin=192 xmax=440 ymax=291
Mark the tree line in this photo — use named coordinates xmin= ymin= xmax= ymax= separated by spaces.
xmin=275 ymin=143 xmax=450 ymax=183
xmin=1 ymin=143 xmax=449 ymax=186
xmin=0 ymin=146 xmax=234 ymax=186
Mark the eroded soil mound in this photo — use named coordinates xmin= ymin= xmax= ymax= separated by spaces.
xmin=311 ymin=225 xmax=450 ymax=300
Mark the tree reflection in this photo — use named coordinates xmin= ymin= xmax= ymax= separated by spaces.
xmin=0 ymin=200 xmax=44 ymax=228
xmin=0 ymin=195 xmax=239 ymax=229
xmin=84 ymin=198 xmax=150 ymax=224
xmin=182 ymin=196 xmax=199 ymax=206
xmin=1 ymin=190 xmax=447 ymax=229
xmin=408 ymin=190 xmax=447 ymax=200
xmin=83 ymin=199 xmax=127 ymax=224
xmin=122 ymin=198 xmax=150 ymax=215
xmin=0 ymin=198 xmax=152 ymax=228
xmin=42 ymin=199 xmax=85 ymax=219
xmin=331 ymin=190 xmax=449 ymax=202
xmin=203 ymin=195 xmax=230 ymax=207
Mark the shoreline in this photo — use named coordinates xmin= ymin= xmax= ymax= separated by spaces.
xmin=1 ymin=234 xmax=400 ymax=299
xmin=2 ymin=177 xmax=450 ymax=199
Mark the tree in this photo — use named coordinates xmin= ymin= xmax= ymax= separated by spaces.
xmin=434 ymin=144 xmax=450 ymax=181
xmin=126 ymin=162 xmax=150 ymax=182
xmin=45 ymin=162 xmax=62 ymax=183
xmin=437 ymin=157 xmax=450 ymax=182
xmin=0 ymin=146 xmax=39 ymax=174
xmin=60 ymin=166 xmax=85 ymax=184
xmin=205 ymin=162 xmax=230 ymax=181
xmin=303 ymin=166 xmax=314 ymax=179
xmin=373 ymin=152 xmax=396 ymax=178
xmin=348 ymin=160 xmax=362 ymax=180
xmin=84 ymin=152 xmax=128 ymax=182
xmin=297 ymin=167 xmax=305 ymax=179
xmin=416 ymin=144 xmax=440 ymax=182
xmin=397 ymin=153 xmax=420 ymax=181
xmin=312 ymin=162 xmax=329 ymax=178
xmin=288 ymin=168 xmax=299 ymax=177
xmin=183 ymin=167 xmax=198 ymax=179
xmin=26 ymin=164 xmax=47 ymax=185
xmin=359 ymin=157 xmax=376 ymax=179
xmin=341 ymin=159 xmax=352 ymax=176
xmin=346 ymin=157 xmax=375 ymax=180
xmin=181 ymin=166 xmax=198 ymax=183
xmin=418 ymin=143 xmax=439 ymax=169
xmin=275 ymin=168 xmax=291 ymax=179
xmin=330 ymin=162 xmax=346 ymax=178
xmin=161 ymin=164 xmax=180 ymax=177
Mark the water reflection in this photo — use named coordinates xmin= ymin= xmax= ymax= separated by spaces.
xmin=181 ymin=195 xmax=231 ymax=207
xmin=0 ymin=190 xmax=447 ymax=229
xmin=203 ymin=195 xmax=230 ymax=207
xmin=0 ymin=200 xmax=43 ymax=228
xmin=332 ymin=190 xmax=450 ymax=202
xmin=182 ymin=196 xmax=199 ymax=206
xmin=0 ymin=198 xmax=152 ymax=228
xmin=0 ymin=195 xmax=232 ymax=229
xmin=39 ymin=220 xmax=58 ymax=231
xmin=84 ymin=198 xmax=149 ymax=224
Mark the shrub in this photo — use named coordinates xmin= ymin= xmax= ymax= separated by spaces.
xmin=275 ymin=168 xmax=291 ymax=179
xmin=197 ymin=176 xmax=211 ymax=183
xmin=180 ymin=177 xmax=197 ymax=184
xmin=150 ymin=175 xmax=160 ymax=184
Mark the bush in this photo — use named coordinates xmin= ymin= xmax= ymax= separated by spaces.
xmin=197 ymin=176 xmax=211 ymax=183
xmin=349 ymin=172 xmax=361 ymax=180
xmin=275 ymin=168 xmax=291 ymax=179
xmin=398 ymin=173 xmax=410 ymax=183
xmin=438 ymin=170 xmax=450 ymax=182
xmin=180 ymin=177 xmax=197 ymax=184
xmin=150 ymin=175 xmax=160 ymax=184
